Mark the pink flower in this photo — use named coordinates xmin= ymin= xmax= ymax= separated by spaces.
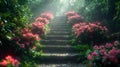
xmin=117 ymin=49 xmax=120 ymax=54
xmin=5 ymin=55 xmax=12 ymax=60
xmin=21 ymin=44 xmax=25 ymax=48
xmin=100 ymin=49 xmax=106 ymax=55
xmin=40 ymin=12 xmax=54 ymax=20
xmin=109 ymin=56 xmax=118 ymax=64
xmin=93 ymin=45 xmax=99 ymax=50
xmin=114 ymin=40 xmax=119 ymax=46
xmin=109 ymin=55 xmax=116 ymax=61
xmin=32 ymin=22 xmax=44 ymax=29
xmin=99 ymin=45 xmax=105 ymax=49
xmin=65 ymin=11 xmax=77 ymax=17
xmin=109 ymin=48 xmax=117 ymax=56
xmin=102 ymin=52 xmax=108 ymax=59
xmin=0 ymin=55 xmax=20 ymax=66
xmin=105 ymin=43 xmax=113 ymax=48
xmin=68 ymin=14 xmax=80 ymax=21
xmin=0 ymin=60 xmax=8 ymax=66
xmin=92 ymin=51 xmax=98 ymax=57
xmin=87 ymin=54 xmax=93 ymax=61
xmin=35 ymin=17 xmax=49 ymax=24
xmin=12 ymin=59 xmax=19 ymax=66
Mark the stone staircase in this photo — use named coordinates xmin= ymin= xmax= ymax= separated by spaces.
xmin=39 ymin=17 xmax=83 ymax=67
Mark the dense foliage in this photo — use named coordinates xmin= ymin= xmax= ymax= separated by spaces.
xmin=0 ymin=0 xmax=54 ymax=66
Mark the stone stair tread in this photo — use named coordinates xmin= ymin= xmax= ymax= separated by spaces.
xmin=41 ymin=40 xmax=69 ymax=45
xmin=48 ymin=32 xmax=71 ymax=35
xmin=42 ymin=45 xmax=72 ymax=47
xmin=38 ymin=63 xmax=85 ymax=67
xmin=45 ymin=35 xmax=71 ymax=39
xmin=49 ymin=31 xmax=70 ymax=33
xmin=46 ymin=35 xmax=70 ymax=37
xmin=41 ymin=53 xmax=79 ymax=57
xmin=50 ymin=28 xmax=71 ymax=31
xmin=41 ymin=45 xmax=78 ymax=53
xmin=49 ymin=30 xmax=71 ymax=35
xmin=39 ymin=53 xmax=80 ymax=63
xmin=42 ymin=40 xmax=70 ymax=41
xmin=50 ymin=26 xmax=71 ymax=28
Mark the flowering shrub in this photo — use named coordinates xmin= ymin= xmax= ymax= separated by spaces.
xmin=86 ymin=41 xmax=120 ymax=67
xmin=0 ymin=55 xmax=19 ymax=67
xmin=65 ymin=11 xmax=77 ymax=17
xmin=40 ymin=12 xmax=54 ymax=20
xmin=31 ymin=21 xmax=45 ymax=35
xmin=72 ymin=22 xmax=108 ymax=44
xmin=35 ymin=17 xmax=49 ymax=24
xmin=65 ymin=11 xmax=84 ymax=24
xmin=31 ymin=12 xmax=54 ymax=35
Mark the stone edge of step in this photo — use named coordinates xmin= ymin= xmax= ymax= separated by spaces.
xmin=41 ymin=53 xmax=79 ymax=57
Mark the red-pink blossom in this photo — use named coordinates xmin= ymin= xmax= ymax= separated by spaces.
xmin=21 ymin=44 xmax=25 ymax=48
xmin=114 ymin=40 xmax=119 ymax=46
xmin=40 ymin=12 xmax=54 ymax=20
xmin=109 ymin=48 xmax=117 ymax=56
xmin=99 ymin=45 xmax=105 ymax=49
xmin=93 ymin=45 xmax=99 ymax=50
xmin=105 ymin=43 xmax=113 ymax=48
xmin=65 ymin=11 xmax=77 ymax=17
xmin=35 ymin=17 xmax=49 ymax=24
xmin=0 ymin=55 xmax=19 ymax=66
xmin=87 ymin=54 xmax=93 ymax=61
xmin=117 ymin=49 xmax=120 ymax=54
xmin=32 ymin=21 xmax=44 ymax=29
xmin=92 ymin=51 xmax=98 ymax=57
xmin=109 ymin=55 xmax=118 ymax=64
xmin=102 ymin=52 xmax=108 ymax=59
xmin=100 ymin=49 xmax=106 ymax=55
xmin=0 ymin=60 xmax=8 ymax=66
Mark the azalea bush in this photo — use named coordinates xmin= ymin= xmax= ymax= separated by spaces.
xmin=65 ymin=11 xmax=84 ymax=24
xmin=86 ymin=41 xmax=120 ymax=67
xmin=31 ymin=12 xmax=54 ymax=35
xmin=72 ymin=22 xmax=108 ymax=44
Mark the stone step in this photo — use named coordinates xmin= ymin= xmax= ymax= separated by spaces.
xmin=38 ymin=63 xmax=85 ymax=67
xmin=41 ymin=40 xmax=70 ymax=45
xmin=49 ymin=23 xmax=68 ymax=25
xmin=50 ymin=25 xmax=71 ymax=28
xmin=44 ymin=35 xmax=71 ymax=40
xmin=39 ymin=53 xmax=79 ymax=63
xmin=48 ymin=31 xmax=71 ymax=35
xmin=42 ymin=45 xmax=78 ymax=53
xmin=50 ymin=30 xmax=71 ymax=32
xmin=50 ymin=29 xmax=71 ymax=31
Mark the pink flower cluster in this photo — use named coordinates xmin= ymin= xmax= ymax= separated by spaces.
xmin=65 ymin=11 xmax=84 ymax=23
xmin=40 ymin=12 xmax=54 ymax=20
xmin=35 ymin=17 xmax=49 ymax=24
xmin=0 ymin=55 xmax=19 ymax=67
xmin=87 ymin=41 xmax=120 ymax=64
xmin=72 ymin=22 xmax=108 ymax=37
xmin=31 ymin=21 xmax=45 ymax=34
xmin=32 ymin=12 xmax=54 ymax=34
xmin=13 ymin=28 xmax=41 ymax=48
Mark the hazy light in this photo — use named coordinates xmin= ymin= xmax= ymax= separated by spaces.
xmin=56 ymin=0 xmax=77 ymax=16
